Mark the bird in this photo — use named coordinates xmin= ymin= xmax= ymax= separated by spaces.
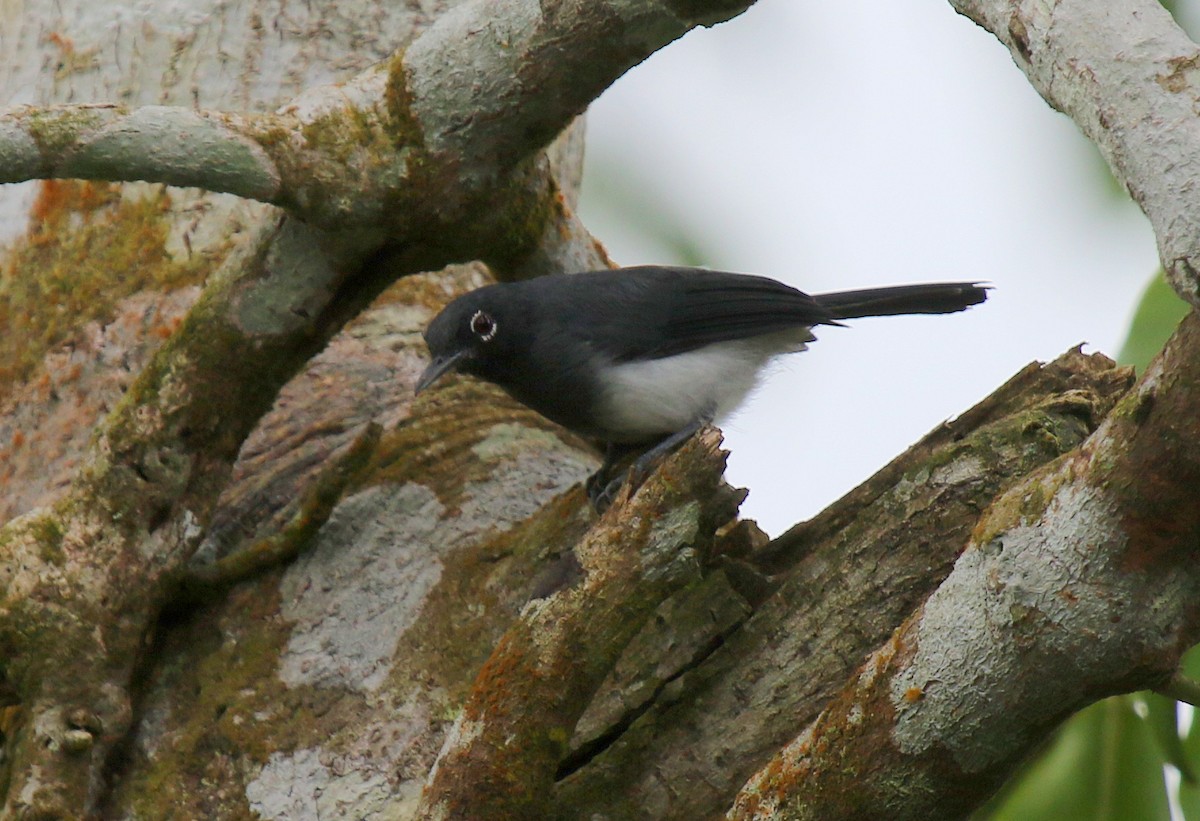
xmin=415 ymin=266 xmax=988 ymax=511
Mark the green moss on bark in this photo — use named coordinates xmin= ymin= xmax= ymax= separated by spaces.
xmin=0 ymin=181 xmax=209 ymax=399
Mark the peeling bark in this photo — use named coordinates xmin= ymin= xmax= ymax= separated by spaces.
xmin=418 ymin=428 xmax=742 ymax=820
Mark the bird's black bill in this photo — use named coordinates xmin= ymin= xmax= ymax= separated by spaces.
xmin=415 ymin=351 xmax=467 ymax=395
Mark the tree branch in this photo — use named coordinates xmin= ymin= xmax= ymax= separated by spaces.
xmin=418 ymin=428 xmax=743 ymax=819
xmin=727 ymin=311 xmax=1200 ymax=820
xmin=0 ymin=104 xmax=287 ymax=202
xmin=400 ymin=0 xmax=758 ymax=180
xmin=553 ymin=348 xmax=1134 ymax=820
xmin=949 ymin=0 xmax=1200 ymax=306
xmin=0 ymin=0 xmax=758 ymax=814
xmin=0 ymin=0 xmax=758 ymax=241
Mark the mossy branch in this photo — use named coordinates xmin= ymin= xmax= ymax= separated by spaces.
xmin=727 ymin=312 xmax=1200 ymax=820
xmin=553 ymin=347 xmax=1137 ymax=819
xmin=417 ymin=428 xmax=743 ymax=820
xmin=0 ymin=0 xmax=759 ymax=238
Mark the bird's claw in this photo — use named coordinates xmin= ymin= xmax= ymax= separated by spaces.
xmin=586 ymin=459 xmax=656 ymax=513
xmin=586 ymin=420 xmax=707 ymax=513
xmin=586 ymin=469 xmax=621 ymax=513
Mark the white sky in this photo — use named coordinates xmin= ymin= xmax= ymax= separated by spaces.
xmin=579 ymin=0 xmax=1160 ymax=536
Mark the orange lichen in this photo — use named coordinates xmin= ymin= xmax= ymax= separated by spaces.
xmin=45 ymin=31 xmax=100 ymax=79
xmin=0 ymin=180 xmax=208 ymax=400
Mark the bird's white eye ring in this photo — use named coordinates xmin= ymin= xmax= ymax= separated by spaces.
xmin=470 ymin=309 xmax=497 ymax=341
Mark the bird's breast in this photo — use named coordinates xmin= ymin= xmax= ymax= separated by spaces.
xmin=592 ymin=330 xmax=812 ymax=442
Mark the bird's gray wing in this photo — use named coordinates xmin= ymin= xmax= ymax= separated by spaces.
xmin=550 ymin=266 xmax=833 ymax=362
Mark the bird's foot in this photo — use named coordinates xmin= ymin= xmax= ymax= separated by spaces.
xmin=585 ymin=449 xmax=668 ymax=513
xmin=586 ymin=468 xmax=623 ymax=513
xmin=586 ymin=418 xmax=711 ymax=514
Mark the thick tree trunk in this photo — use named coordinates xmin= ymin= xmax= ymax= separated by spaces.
xmin=0 ymin=2 xmax=600 ymax=816
xmin=0 ymin=1 xmax=1198 ymax=819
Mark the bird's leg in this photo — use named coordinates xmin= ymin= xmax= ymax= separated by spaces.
xmin=586 ymin=442 xmax=638 ymax=510
xmin=625 ymin=416 xmax=709 ymax=486
xmin=589 ymin=416 xmax=711 ymax=513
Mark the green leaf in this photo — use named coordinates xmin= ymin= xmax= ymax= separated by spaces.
xmin=1175 ymin=646 xmax=1200 ymax=818
xmin=1116 ymin=270 xmax=1191 ymax=372
xmin=1145 ymin=691 xmax=1196 ymax=784
xmin=1181 ymin=775 xmax=1200 ymax=820
xmin=977 ymin=697 xmax=1170 ymax=821
xmin=1180 ymin=642 xmax=1200 ymax=688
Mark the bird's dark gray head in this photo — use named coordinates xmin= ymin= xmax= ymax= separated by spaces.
xmin=416 ymin=285 xmax=530 ymax=394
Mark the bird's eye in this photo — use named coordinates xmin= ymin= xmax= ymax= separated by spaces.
xmin=470 ymin=309 xmax=497 ymax=341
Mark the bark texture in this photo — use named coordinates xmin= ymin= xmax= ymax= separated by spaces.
xmin=0 ymin=1 xmax=1197 ymax=819
xmin=729 ymin=315 xmax=1200 ymax=820
xmin=950 ymin=0 xmax=1200 ymax=307
xmin=556 ymin=349 xmax=1135 ymax=819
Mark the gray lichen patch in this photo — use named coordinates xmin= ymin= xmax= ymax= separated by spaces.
xmin=277 ymin=420 xmax=591 ymax=693
xmin=231 ymin=217 xmax=342 ymax=337
xmin=245 ymin=745 xmax=413 ymax=821
xmin=462 ymin=422 xmax=591 ymax=518
xmin=278 ymin=483 xmax=446 ymax=691
xmin=634 ymin=501 xmax=702 ymax=581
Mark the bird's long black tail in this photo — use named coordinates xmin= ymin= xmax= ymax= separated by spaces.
xmin=814 ymin=282 xmax=988 ymax=320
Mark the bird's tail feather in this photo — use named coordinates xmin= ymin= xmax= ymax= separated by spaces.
xmin=814 ymin=282 xmax=989 ymax=320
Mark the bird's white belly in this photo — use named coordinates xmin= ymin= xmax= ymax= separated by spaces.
xmin=594 ymin=330 xmax=812 ymax=441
